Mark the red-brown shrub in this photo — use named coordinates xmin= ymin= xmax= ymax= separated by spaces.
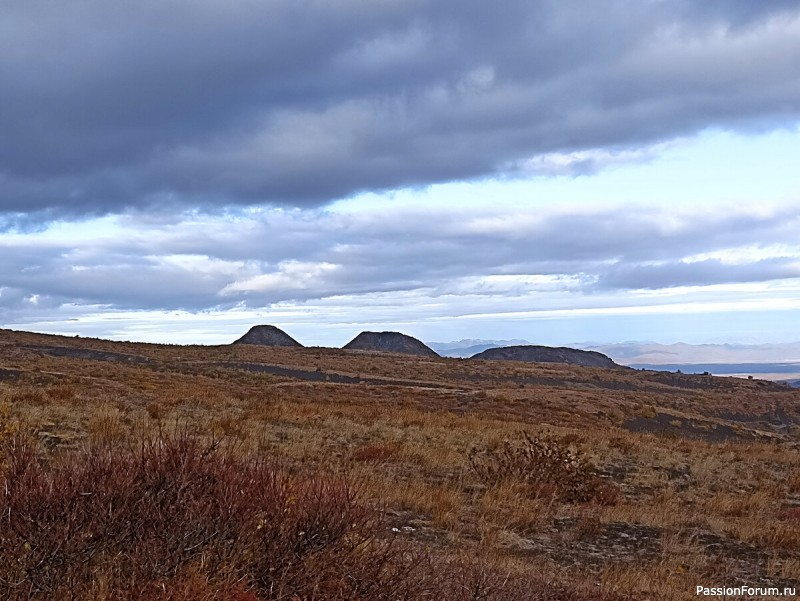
xmin=0 ymin=432 xmax=423 ymax=600
xmin=784 ymin=507 xmax=800 ymax=521
xmin=0 ymin=431 xmax=629 ymax=600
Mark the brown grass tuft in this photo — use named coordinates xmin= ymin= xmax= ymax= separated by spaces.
xmin=468 ymin=431 xmax=619 ymax=505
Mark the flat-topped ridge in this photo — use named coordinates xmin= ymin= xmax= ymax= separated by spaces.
xmin=343 ymin=331 xmax=439 ymax=357
xmin=471 ymin=345 xmax=619 ymax=368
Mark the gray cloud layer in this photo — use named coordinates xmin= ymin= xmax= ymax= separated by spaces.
xmin=2 ymin=203 xmax=799 ymax=324
xmin=2 ymin=0 xmax=800 ymax=219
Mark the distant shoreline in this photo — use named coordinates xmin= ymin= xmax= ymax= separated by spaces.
xmin=628 ymin=362 xmax=800 ymax=375
xmin=627 ymin=362 xmax=800 ymax=385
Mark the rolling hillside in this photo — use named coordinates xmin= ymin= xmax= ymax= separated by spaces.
xmin=1 ymin=328 xmax=800 ymax=600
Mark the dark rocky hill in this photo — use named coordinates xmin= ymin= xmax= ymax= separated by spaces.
xmin=471 ymin=345 xmax=618 ymax=368
xmin=343 ymin=331 xmax=439 ymax=357
xmin=233 ymin=325 xmax=303 ymax=347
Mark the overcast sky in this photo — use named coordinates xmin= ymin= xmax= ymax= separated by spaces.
xmin=2 ymin=0 xmax=800 ymax=346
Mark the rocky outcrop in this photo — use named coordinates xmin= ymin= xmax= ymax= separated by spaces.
xmin=233 ymin=325 xmax=303 ymax=347
xmin=471 ymin=345 xmax=618 ymax=368
xmin=342 ymin=331 xmax=439 ymax=357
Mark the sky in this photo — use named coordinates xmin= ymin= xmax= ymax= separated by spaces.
xmin=2 ymin=0 xmax=800 ymax=347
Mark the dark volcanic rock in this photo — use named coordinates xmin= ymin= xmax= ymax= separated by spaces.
xmin=471 ymin=345 xmax=618 ymax=368
xmin=343 ymin=331 xmax=439 ymax=357
xmin=233 ymin=325 xmax=303 ymax=348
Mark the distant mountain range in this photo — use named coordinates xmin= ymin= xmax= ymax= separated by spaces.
xmin=233 ymin=329 xmax=800 ymax=384
xmin=430 ymin=339 xmax=800 ymax=363
xmin=428 ymin=339 xmax=531 ymax=358
xmin=583 ymin=342 xmax=800 ymax=365
xmin=428 ymin=339 xmax=800 ymax=385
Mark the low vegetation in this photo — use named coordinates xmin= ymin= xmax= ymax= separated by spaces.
xmin=1 ymin=329 xmax=799 ymax=599
xmin=0 ymin=430 xmax=632 ymax=600
xmin=0 ymin=432 xmax=422 ymax=600
xmin=468 ymin=431 xmax=619 ymax=505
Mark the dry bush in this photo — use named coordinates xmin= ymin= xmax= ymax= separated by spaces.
xmin=0 ymin=401 xmax=18 ymax=471
xmin=0 ymin=432 xmax=432 ymax=600
xmin=46 ymin=383 xmax=78 ymax=403
xmin=607 ymin=436 xmax=635 ymax=453
xmin=734 ymin=519 xmax=800 ymax=551
xmin=468 ymin=431 xmax=618 ymax=505
xmin=785 ymin=508 xmax=800 ymax=521
xmin=436 ymin=555 xmax=635 ymax=601
xmin=146 ymin=400 xmax=166 ymax=421
xmin=0 ymin=401 xmax=14 ymax=435
xmin=0 ymin=428 xmax=633 ymax=601
xmin=787 ymin=469 xmax=800 ymax=495
xmin=478 ymin=482 xmax=553 ymax=534
xmin=87 ymin=404 xmax=128 ymax=446
xmin=210 ymin=415 xmax=246 ymax=439
xmin=8 ymin=386 xmax=46 ymax=406
xmin=138 ymin=575 xmax=259 ymax=601
xmin=351 ymin=442 xmax=399 ymax=463
xmin=703 ymin=490 xmax=774 ymax=518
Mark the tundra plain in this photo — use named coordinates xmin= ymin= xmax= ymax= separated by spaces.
xmin=1 ymin=328 xmax=799 ymax=600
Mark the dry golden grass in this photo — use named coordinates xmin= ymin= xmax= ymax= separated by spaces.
xmin=1 ymin=327 xmax=799 ymax=599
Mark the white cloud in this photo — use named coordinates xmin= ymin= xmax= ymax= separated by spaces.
xmin=221 ymin=261 xmax=341 ymax=294
xmin=518 ymin=143 xmax=674 ymax=176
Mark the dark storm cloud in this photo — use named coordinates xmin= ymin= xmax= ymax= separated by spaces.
xmin=2 ymin=0 xmax=799 ymax=219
